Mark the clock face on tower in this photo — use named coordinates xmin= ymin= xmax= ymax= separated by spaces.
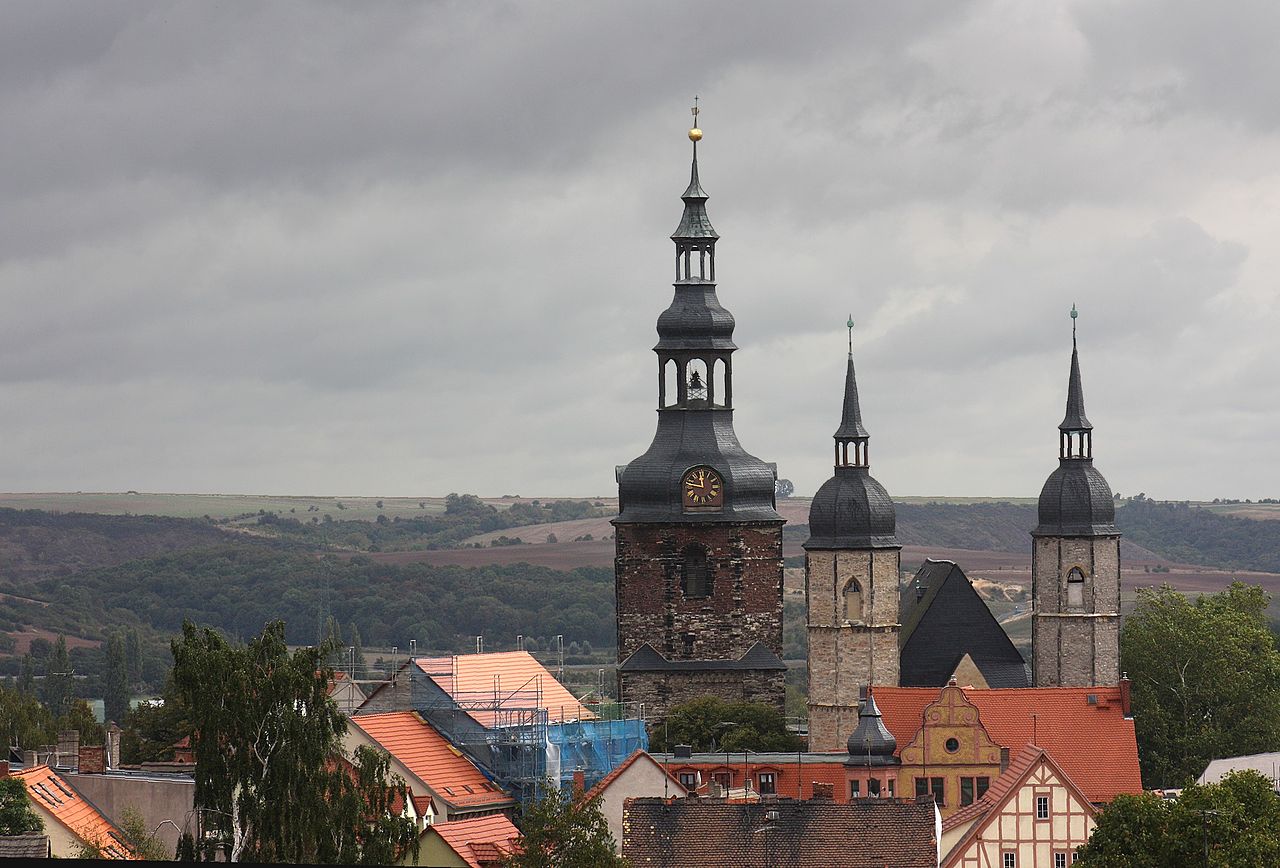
xmin=682 ymin=466 xmax=724 ymax=510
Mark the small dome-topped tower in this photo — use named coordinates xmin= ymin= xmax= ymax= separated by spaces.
xmin=1031 ymin=306 xmax=1122 ymax=688
xmin=845 ymin=689 xmax=899 ymax=766
xmin=804 ymin=319 xmax=904 ymax=753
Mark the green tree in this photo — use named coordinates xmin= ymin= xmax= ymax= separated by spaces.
xmin=171 ymin=620 xmax=417 ymax=863
xmin=501 ymin=785 xmax=623 ymax=868
xmin=59 ymin=698 xmax=105 ymax=745
xmin=650 ymin=696 xmax=803 ymax=753
xmin=104 ymin=633 xmax=131 ymax=725
xmin=119 ymin=806 xmax=170 ymax=860
xmin=1077 ymin=770 xmax=1280 ymax=867
xmin=40 ymin=634 xmax=73 ymax=719
xmin=0 ymin=777 xmax=43 ymax=835
xmin=1122 ymin=582 xmax=1280 ymax=787
xmin=126 ymin=628 xmax=143 ymax=685
xmin=0 ymin=682 xmax=57 ymax=749
xmin=17 ymin=654 xmax=34 ymax=697
xmin=121 ymin=679 xmax=191 ymax=764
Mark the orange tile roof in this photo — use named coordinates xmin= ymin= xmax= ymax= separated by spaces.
xmin=583 ymin=750 xmax=686 ymax=803
xmin=415 ymin=651 xmax=595 ymax=726
xmin=873 ymin=685 xmax=1142 ymax=803
xmin=14 ymin=766 xmax=135 ymax=859
xmin=351 ymin=711 xmax=512 ymax=810
xmin=430 ymin=813 xmax=519 ymax=868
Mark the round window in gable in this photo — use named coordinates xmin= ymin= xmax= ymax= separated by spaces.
xmin=945 ymin=737 xmax=960 ymax=753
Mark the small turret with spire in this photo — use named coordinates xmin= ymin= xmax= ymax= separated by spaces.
xmin=1059 ymin=304 xmax=1093 ymax=460
xmin=835 ymin=316 xmax=871 ymax=468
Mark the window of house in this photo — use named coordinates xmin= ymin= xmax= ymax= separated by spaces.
xmin=961 ymin=777 xmax=974 ymax=805
xmin=1066 ymin=567 xmax=1085 ymax=611
xmin=945 ymin=737 xmax=960 ymax=753
xmin=1003 ymin=853 xmax=1016 ymax=868
xmin=1072 ymin=854 xmax=1081 ymax=863
xmin=850 ymin=780 xmax=861 ymax=798
xmin=758 ymin=773 xmax=776 ymax=795
xmin=887 ymin=779 xmax=895 ymax=797
xmin=867 ymin=778 xmax=881 ymax=797
xmin=977 ymin=777 xmax=990 ymax=799
xmin=679 ymin=772 xmax=698 ymax=789
xmin=681 ymin=545 xmax=712 ymax=598
xmin=915 ymin=777 xmax=928 ymax=798
xmin=1037 ymin=795 xmax=1050 ymax=820
xmin=713 ymin=772 xmax=731 ymax=789
xmin=930 ymin=777 xmax=945 ymax=806
xmin=843 ymin=579 xmax=863 ymax=622
xmin=1055 ymin=854 xmax=1068 ymax=868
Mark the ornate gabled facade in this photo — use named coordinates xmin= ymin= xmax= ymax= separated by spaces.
xmin=613 ymin=112 xmax=785 ymax=723
xmin=804 ymin=326 xmax=902 ymax=753
xmin=1032 ymin=307 xmax=1121 ymax=687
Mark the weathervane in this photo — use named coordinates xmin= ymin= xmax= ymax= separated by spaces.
xmin=847 ymin=314 xmax=855 ymax=355
xmin=689 ymin=96 xmax=702 ymax=144
xmin=1071 ymin=302 xmax=1078 ymax=341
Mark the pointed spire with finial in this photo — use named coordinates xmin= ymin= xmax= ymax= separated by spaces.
xmin=845 ymin=687 xmax=899 ymax=766
xmin=1060 ymin=303 xmax=1092 ymax=432
xmin=672 ymin=98 xmax=718 ymax=245
xmin=835 ymin=315 xmax=870 ymax=442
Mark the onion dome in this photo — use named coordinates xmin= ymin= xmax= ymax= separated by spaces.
xmin=805 ymin=321 xmax=899 ymax=550
xmin=1035 ymin=306 xmax=1118 ymax=536
xmin=845 ymin=690 xmax=900 ymax=766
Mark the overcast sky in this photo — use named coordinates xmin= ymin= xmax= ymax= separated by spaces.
xmin=2 ymin=1 xmax=1277 ymax=501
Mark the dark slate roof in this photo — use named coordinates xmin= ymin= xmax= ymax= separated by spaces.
xmin=671 ymin=154 xmax=718 ymax=240
xmin=899 ymin=560 xmax=1030 ymax=689
xmin=622 ymin=797 xmax=938 ymax=868
xmin=834 ymin=354 xmax=869 ymax=439
xmin=615 ymin=411 xmax=781 ymax=523
xmin=618 ymin=641 xmax=786 ymax=673
xmin=0 ymin=834 xmax=49 ymax=858
xmin=845 ymin=691 xmax=898 ymax=766
xmin=1034 ymin=459 xmax=1118 ymax=536
xmin=1059 ymin=338 xmax=1092 ymax=431
xmin=804 ymin=467 xmax=898 ymax=550
xmin=654 ymin=283 xmax=736 ymax=352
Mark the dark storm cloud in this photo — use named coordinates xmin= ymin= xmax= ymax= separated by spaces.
xmin=0 ymin=1 xmax=1275 ymax=499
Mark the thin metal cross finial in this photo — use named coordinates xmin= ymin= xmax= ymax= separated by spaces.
xmin=692 ymin=95 xmax=699 ymax=123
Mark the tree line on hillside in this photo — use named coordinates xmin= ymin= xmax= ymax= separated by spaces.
xmin=252 ymin=493 xmax=606 ymax=552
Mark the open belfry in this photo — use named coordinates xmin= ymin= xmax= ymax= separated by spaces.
xmin=804 ymin=321 xmax=902 ymax=750
xmin=613 ymin=106 xmax=786 ymax=723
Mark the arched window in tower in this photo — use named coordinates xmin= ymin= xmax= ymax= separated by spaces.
xmin=681 ymin=545 xmax=712 ymax=599
xmin=662 ymin=359 xmax=679 ymax=408
xmin=1066 ymin=567 xmax=1085 ymax=612
xmin=843 ymin=579 xmax=864 ymax=623
xmin=686 ymin=359 xmax=709 ymax=407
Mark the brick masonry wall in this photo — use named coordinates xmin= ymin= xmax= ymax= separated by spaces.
xmin=615 ymin=522 xmax=784 ymax=663
xmin=619 ymin=668 xmax=786 ymax=725
xmin=1032 ymin=535 xmax=1121 ymax=686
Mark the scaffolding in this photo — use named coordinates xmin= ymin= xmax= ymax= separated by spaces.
xmin=360 ymin=656 xmax=647 ymax=805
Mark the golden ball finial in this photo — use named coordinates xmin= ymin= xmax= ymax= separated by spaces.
xmin=688 ymin=127 xmax=703 ymax=142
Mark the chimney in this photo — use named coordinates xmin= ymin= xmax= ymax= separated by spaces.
xmin=0 ymin=761 xmax=9 ymax=778
xmin=79 ymin=746 xmax=105 ymax=775
xmin=57 ymin=731 xmax=80 ymax=771
xmin=1119 ymin=674 xmax=1132 ymax=717
xmin=23 ymin=751 xmax=36 ymax=768
xmin=572 ymin=770 xmax=585 ymax=798
xmin=105 ymin=724 xmax=121 ymax=771
xmin=811 ymin=782 xmax=833 ymax=800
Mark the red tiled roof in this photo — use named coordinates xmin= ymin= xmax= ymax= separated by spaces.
xmin=430 ymin=813 xmax=518 ymax=868
xmin=415 ymin=652 xmax=595 ymax=726
xmin=351 ymin=711 xmax=512 ymax=809
xmin=14 ymin=766 xmax=135 ymax=859
xmin=582 ymin=750 xmax=685 ymax=803
xmin=873 ymin=685 xmax=1141 ymax=803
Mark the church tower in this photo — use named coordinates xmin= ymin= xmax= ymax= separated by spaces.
xmin=613 ymin=108 xmax=786 ymax=723
xmin=804 ymin=322 xmax=901 ymax=752
xmin=1031 ymin=307 xmax=1121 ymax=687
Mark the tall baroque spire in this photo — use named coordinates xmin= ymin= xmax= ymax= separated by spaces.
xmin=1060 ymin=304 xmax=1092 ymax=433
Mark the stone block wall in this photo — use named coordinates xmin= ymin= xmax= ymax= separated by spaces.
xmin=1032 ymin=535 xmax=1121 ymax=686
xmin=619 ymin=667 xmax=786 ymax=726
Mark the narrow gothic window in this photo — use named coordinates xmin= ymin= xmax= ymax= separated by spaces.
xmin=682 ymin=545 xmax=711 ymax=598
xmin=843 ymin=579 xmax=864 ymax=623
xmin=1066 ymin=567 xmax=1085 ymax=612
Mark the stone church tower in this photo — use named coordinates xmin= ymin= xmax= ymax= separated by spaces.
xmin=613 ymin=113 xmax=786 ymax=723
xmin=1031 ymin=308 xmax=1121 ymax=687
xmin=804 ymin=327 xmax=901 ymax=751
